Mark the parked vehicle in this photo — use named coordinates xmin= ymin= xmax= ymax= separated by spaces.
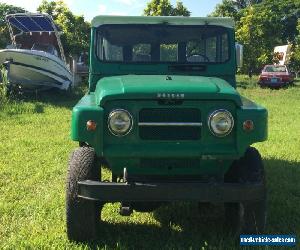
xmin=258 ymin=64 xmax=294 ymax=88
xmin=0 ymin=13 xmax=73 ymax=92
xmin=66 ymin=15 xmax=268 ymax=242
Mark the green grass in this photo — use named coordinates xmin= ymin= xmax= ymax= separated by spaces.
xmin=0 ymin=78 xmax=300 ymax=249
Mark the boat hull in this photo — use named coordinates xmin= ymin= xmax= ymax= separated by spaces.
xmin=0 ymin=49 xmax=73 ymax=90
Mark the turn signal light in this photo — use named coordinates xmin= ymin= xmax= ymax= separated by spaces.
xmin=243 ymin=120 xmax=254 ymax=132
xmin=86 ymin=120 xmax=97 ymax=131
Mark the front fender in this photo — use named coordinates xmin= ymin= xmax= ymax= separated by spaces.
xmin=71 ymin=93 xmax=104 ymax=156
xmin=236 ymin=97 xmax=268 ymax=154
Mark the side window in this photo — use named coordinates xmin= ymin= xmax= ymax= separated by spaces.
xmin=102 ymin=38 xmax=123 ymax=61
xmin=133 ymin=44 xmax=151 ymax=62
xmin=97 ymin=36 xmax=104 ymax=59
xmin=221 ymin=33 xmax=229 ymax=61
xmin=206 ymin=37 xmax=217 ymax=62
xmin=160 ymin=43 xmax=178 ymax=62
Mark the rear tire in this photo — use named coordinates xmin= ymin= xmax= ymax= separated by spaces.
xmin=224 ymin=147 xmax=267 ymax=234
xmin=66 ymin=147 xmax=102 ymax=242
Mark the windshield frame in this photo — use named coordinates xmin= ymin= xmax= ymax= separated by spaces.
xmin=95 ymin=24 xmax=232 ymax=65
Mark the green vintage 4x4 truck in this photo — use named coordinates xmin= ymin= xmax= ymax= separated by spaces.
xmin=66 ymin=16 xmax=268 ymax=241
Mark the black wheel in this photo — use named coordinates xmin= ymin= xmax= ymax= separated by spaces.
xmin=224 ymin=147 xmax=267 ymax=234
xmin=66 ymin=147 xmax=102 ymax=242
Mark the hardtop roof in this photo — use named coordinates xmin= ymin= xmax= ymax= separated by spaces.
xmin=92 ymin=15 xmax=235 ymax=29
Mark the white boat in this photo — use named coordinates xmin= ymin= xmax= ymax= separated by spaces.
xmin=0 ymin=13 xmax=73 ymax=91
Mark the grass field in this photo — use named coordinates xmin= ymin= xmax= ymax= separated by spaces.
xmin=0 ymin=76 xmax=300 ymax=249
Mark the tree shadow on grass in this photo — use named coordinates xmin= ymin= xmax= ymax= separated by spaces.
xmin=27 ymin=87 xmax=86 ymax=109
xmin=1 ymin=88 xmax=85 ymax=116
xmin=89 ymin=204 xmax=235 ymax=249
xmin=236 ymin=78 xmax=258 ymax=89
xmin=79 ymin=158 xmax=300 ymax=249
xmin=263 ymin=158 xmax=300 ymax=235
xmin=6 ymin=86 xmax=87 ymax=111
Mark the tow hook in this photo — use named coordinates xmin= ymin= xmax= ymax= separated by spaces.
xmin=119 ymin=168 xmax=133 ymax=216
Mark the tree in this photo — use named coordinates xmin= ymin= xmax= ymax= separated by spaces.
xmin=290 ymin=19 xmax=300 ymax=72
xmin=211 ymin=0 xmax=300 ymax=73
xmin=236 ymin=7 xmax=266 ymax=72
xmin=144 ymin=0 xmax=190 ymax=16
xmin=210 ymin=0 xmax=239 ymax=21
xmin=37 ymin=0 xmax=90 ymax=56
xmin=237 ymin=0 xmax=300 ymax=73
xmin=210 ymin=0 xmax=263 ymax=21
xmin=234 ymin=0 xmax=263 ymax=9
xmin=172 ymin=1 xmax=191 ymax=16
xmin=0 ymin=3 xmax=25 ymax=48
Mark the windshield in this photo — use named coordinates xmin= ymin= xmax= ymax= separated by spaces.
xmin=264 ymin=65 xmax=287 ymax=72
xmin=96 ymin=24 xmax=230 ymax=64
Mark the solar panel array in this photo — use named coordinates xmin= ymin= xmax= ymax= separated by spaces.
xmin=7 ymin=14 xmax=57 ymax=33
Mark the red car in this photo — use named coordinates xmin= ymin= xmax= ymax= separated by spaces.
xmin=258 ymin=65 xmax=295 ymax=88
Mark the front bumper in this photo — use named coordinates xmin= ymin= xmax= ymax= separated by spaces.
xmin=78 ymin=180 xmax=265 ymax=202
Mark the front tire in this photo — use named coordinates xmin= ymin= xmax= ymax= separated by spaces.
xmin=224 ymin=147 xmax=267 ymax=234
xmin=66 ymin=147 xmax=101 ymax=241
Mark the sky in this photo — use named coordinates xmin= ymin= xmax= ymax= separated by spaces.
xmin=0 ymin=0 xmax=222 ymax=22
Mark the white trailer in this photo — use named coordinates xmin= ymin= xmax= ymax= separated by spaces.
xmin=274 ymin=45 xmax=292 ymax=65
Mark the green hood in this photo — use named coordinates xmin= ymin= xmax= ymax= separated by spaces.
xmin=95 ymin=75 xmax=242 ymax=106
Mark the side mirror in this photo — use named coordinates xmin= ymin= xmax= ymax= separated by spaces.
xmin=235 ymin=43 xmax=243 ymax=67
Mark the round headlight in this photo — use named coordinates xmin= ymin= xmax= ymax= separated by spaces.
xmin=208 ymin=109 xmax=234 ymax=137
xmin=108 ymin=109 xmax=133 ymax=136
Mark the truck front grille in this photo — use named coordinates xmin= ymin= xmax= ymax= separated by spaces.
xmin=139 ymin=108 xmax=201 ymax=140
